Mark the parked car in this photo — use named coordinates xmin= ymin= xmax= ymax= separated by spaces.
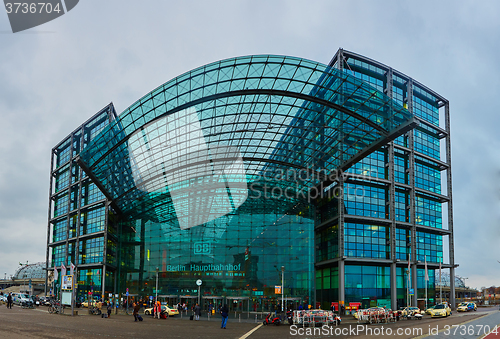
xmin=429 ymin=303 xmax=452 ymax=318
xmin=425 ymin=305 xmax=436 ymax=315
xmin=41 ymin=297 xmax=53 ymax=306
xmin=13 ymin=293 xmax=32 ymax=306
xmin=458 ymin=302 xmax=477 ymax=312
xmin=144 ymin=305 xmax=179 ymax=316
xmin=165 ymin=306 xmax=179 ymax=316
xmin=82 ymin=300 xmax=98 ymax=308
xmin=144 ymin=305 xmax=166 ymax=315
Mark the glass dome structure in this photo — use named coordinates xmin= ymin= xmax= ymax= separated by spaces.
xmin=78 ymin=55 xmax=416 ymax=225
xmin=13 ymin=262 xmax=46 ymax=280
xmin=436 ymin=272 xmax=466 ymax=288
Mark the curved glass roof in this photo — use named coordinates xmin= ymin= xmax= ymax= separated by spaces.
xmin=436 ymin=272 xmax=466 ymax=288
xmin=78 ymin=55 xmax=416 ymax=227
xmin=13 ymin=262 xmax=46 ymax=280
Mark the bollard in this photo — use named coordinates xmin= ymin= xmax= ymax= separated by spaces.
xmin=255 ymin=314 xmax=257 ymax=323
xmin=239 ymin=314 xmax=241 ymax=323
xmin=208 ymin=313 xmax=210 ymax=321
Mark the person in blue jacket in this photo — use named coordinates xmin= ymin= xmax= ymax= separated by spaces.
xmin=220 ymin=304 xmax=229 ymax=329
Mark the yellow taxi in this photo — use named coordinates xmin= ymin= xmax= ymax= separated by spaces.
xmin=144 ymin=305 xmax=179 ymax=316
xmin=428 ymin=303 xmax=451 ymax=318
xmin=81 ymin=300 xmax=97 ymax=308
xmin=425 ymin=305 xmax=436 ymax=315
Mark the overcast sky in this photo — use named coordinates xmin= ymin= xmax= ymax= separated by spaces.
xmin=0 ymin=0 xmax=499 ymax=290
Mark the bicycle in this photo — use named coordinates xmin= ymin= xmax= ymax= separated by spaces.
xmin=21 ymin=301 xmax=35 ymax=309
xmin=89 ymin=305 xmax=102 ymax=315
xmin=48 ymin=301 xmax=64 ymax=314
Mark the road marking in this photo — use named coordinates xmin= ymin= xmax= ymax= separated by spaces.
xmin=478 ymin=322 xmax=500 ymax=339
xmin=414 ymin=313 xmax=490 ymax=339
xmin=239 ymin=323 xmax=262 ymax=339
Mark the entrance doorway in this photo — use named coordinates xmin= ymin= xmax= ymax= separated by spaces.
xmin=158 ymin=295 xmax=178 ymax=307
xmin=282 ymin=297 xmax=301 ymax=311
xmin=202 ymin=296 xmax=223 ymax=313
xmin=179 ymin=296 xmax=198 ymax=312
xmin=226 ymin=297 xmax=249 ymax=314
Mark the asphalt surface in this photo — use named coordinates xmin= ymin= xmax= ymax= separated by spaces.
xmin=0 ymin=304 xmax=498 ymax=339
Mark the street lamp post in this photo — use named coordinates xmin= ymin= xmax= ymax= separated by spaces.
xmin=281 ymin=266 xmax=285 ymax=313
xmin=463 ymin=277 xmax=469 ymax=301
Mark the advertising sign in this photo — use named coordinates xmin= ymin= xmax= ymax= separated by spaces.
xmin=61 ymin=291 xmax=72 ymax=305
xmin=61 ymin=275 xmax=73 ymax=290
xmin=274 ymin=286 xmax=281 ymax=294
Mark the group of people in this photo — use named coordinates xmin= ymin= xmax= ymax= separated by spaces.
xmin=127 ymin=300 xmax=229 ymax=329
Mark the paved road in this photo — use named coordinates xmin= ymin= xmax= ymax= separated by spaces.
xmin=0 ymin=305 xmax=257 ymax=339
xmin=0 ymin=305 xmax=497 ymax=339
xmin=416 ymin=310 xmax=500 ymax=339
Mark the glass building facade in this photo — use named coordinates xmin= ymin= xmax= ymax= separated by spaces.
xmin=46 ymin=104 xmax=117 ymax=299
xmin=314 ymin=49 xmax=454 ymax=311
xmin=46 ymin=50 xmax=453 ymax=311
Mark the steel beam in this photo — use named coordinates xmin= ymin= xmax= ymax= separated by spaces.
xmin=84 ymin=87 xmax=401 ymax=173
xmin=445 ymin=102 xmax=455 ymax=308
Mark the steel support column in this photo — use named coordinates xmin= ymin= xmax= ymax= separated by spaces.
xmin=64 ymin=134 xmax=75 ymax=272
xmin=386 ymin=68 xmax=398 ymax=310
xmin=338 ymin=260 xmax=345 ymax=310
xmin=335 ymin=54 xmax=346 ymax=308
xmin=445 ymin=102 xmax=455 ymax=308
xmin=102 ymin=199 xmax=110 ymax=297
xmin=338 ymin=173 xmax=345 ymax=307
xmin=405 ymin=79 xmax=418 ymax=307
xmin=390 ymin=263 xmax=397 ymax=308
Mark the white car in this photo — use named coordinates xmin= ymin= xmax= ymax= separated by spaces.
xmin=13 ymin=293 xmax=32 ymax=306
xmin=144 ymin=305 xmax=179 ymax=316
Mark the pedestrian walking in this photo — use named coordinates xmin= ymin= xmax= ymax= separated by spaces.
xmin=155 ymin=301 xmax=161 ymax=319
xmin=107 ymin=301 xmax=112 ymax=318
xmin=220 ymin=304 xmax=229 ymax=329
xmin=7 ymin=293 xmax=13 ymax=309
xmin=194 ymin=303 xmax=201 ymax=321
xmin=133 ymin=302 xmax=140 ymax=322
